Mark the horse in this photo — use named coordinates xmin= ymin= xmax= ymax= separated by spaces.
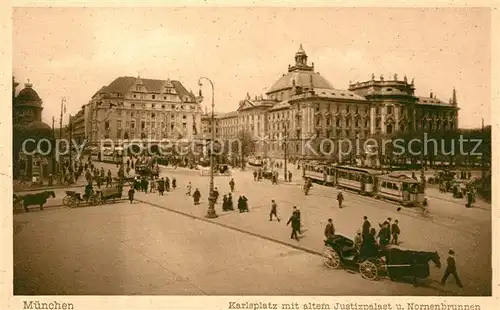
xmin=18 ymin=190 xmax=56 ymax=212
xmin=383 ymin=248 xmax=441 ymax=286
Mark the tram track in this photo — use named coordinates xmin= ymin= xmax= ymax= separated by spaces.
xmin=298 ymin=183 xmax=486 ymax=238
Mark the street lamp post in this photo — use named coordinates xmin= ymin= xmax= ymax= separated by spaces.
xmin=59 ymin=97 xmax=67 ymax=183
xmin=68 ymin=113 xmax=74 ymax=183
xmin=198 ymin=77 xmax=218 ymax=219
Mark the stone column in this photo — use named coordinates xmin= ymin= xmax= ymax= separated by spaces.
xmin=381 ymin=105 xmax=386 ymax=134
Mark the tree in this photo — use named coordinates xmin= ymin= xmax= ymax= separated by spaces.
xmin=231 ymin=130 xmax=255 ymax=169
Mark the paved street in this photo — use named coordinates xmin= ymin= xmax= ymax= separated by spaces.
xmin=13 ymin=161 xmax=491 ymax=296
xmin=15 ymin=202 xmax=446 ymax=296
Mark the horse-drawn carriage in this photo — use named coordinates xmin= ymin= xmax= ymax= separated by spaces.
xmin=135 ymin=163 xmax=159 ymax=178
xmin=62 ymin=183 xmax=123 ymax=207
xmin=13 ymin=190 xmax=56 ymax=212
xmin=199 ymin=164 xmax=232 ymax=176
xmin=323 ymin=233 xmax=441 ymax=284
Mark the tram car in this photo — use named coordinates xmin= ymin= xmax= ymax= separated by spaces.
xmin=247 ymin=156 xmax=263 ymax=167
xmin=335 ymin=166 xmax=382 ymax=196
xmin=302 ymin=163 xmax=336 ymax=185
xmin=375 ymin=173 xmax=425 ymax=207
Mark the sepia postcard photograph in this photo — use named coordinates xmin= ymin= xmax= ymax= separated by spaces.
xmin=1 ymin=1 xmax=498 ymax=310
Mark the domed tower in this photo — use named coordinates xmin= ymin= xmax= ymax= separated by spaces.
xmin=266 ymin=45 xmax=333 ymax=99
xmin=13 ymin=80 xmax=54 ymax=180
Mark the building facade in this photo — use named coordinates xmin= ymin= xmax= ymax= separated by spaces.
xmin=71 ymin=108 xmax=85 ymax=144
xmin=85 ymin=76 xmax=203 ymax=149
xmin=201 ymin=45 xmax=460 ymax=162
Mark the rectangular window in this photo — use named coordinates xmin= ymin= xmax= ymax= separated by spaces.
xmin=141 ymin=121 xmax=145 ymax=129
xmin=387 ymin=106 xmax=393 ymax=114
xmin=117 ymin=120 xmax=122 ymax=128
xmin=152 ymin=95 xmax=156 ymax=100
xmin=131 ymin=103 xmax=135 ymax=108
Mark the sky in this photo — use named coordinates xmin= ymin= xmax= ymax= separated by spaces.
xmin=12 ymin=7 xmax=491 ymax=128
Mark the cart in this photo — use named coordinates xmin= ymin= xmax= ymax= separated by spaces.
xmin=63 ymin=190 xmax=99 ymax=207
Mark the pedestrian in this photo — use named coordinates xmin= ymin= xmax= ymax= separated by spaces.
xmin=193 ymin=188 xmax=201 ymax=205
xmin=106 ymin=170 xmax=112 ymax=187
xmin=337 ymin=191 xmax=344 ymax=208
xmin=391 ymin=219 xmax=400 ymax=245
xmin=165 ymin=177 xmax=170 ymax=192
xmin=242 ymin=195 xmax=249 ymax=212
xmin=293 ymin=206 xmax=302 ymax=234
xmin=227 ymin=193 xmax=234 ymax=210
xmin=128 ymin=186 xmax=135 ymax=204
xmin=222 ymin=194 xmax=229 ymax=211
xmin=158 ymin=177 xmax=165 ymax=195
xmin=269 ymin=199 xmax=280 ymax=222
xmin=288 ymin=171 xmax=292 ymax=182
xmin=96 ymin=175 xmax=102 ymax=189
xmin=253 ymin=171 xmax=257 ymax=181
xmin=172 ymin=178 xmax=177 ymax=190
xmin=377 ymin=221 xmax=390 ymax=247
xmin=441 ymin=250 xmax=463 ymax=288
xmin=150 ymin=177 xmax=157 ymax=193
xmin=324 ymin=218 xmax=335 ymax=240
xmin=362 ymin=216 xmax=371 ymax=240
xmin=229 ymin=178 xmax=235 ymax=192
xmin=186 ymin=182 xmax=192 ymax=196
xmin=238 ymin=196 xmax=244 ymax=212
xmin=287 ymin=211 xmax=300 ymax=241
xmin=213 ymin=187 xmax=219 ymax=204
xmin=354 ymin=230 xmax=362 ymax=251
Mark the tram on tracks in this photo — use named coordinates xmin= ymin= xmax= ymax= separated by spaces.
xmin=303 ymin=163 xmax=426 ymax=207
xmin=302 ymin=162 xmax=336 ymax=185
xmin=335 ymin=166 xmax=383 ymax=196
xmin=375 ymin=173 xmax=425 ymax=207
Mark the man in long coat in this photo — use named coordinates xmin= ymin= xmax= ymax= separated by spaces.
xmin=158 ymin=177 xmax=165 ymax=196
xmin=287 ymin=212 xmax=300 ymax=241
xmin=362 ymin=216 xmax=371 ymax=240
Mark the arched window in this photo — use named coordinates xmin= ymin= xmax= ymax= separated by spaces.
xmin=386 ymin=124 xmax=393 ymax=134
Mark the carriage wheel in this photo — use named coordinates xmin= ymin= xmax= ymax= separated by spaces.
xmin=323 ymin=248 xmax=342 ymax=269
xmin=68 ymin=196 xmax=78 ymax=208
xmin=63 ymin=195 xmax=72 ymax=206
xmin=89 ymin=194 xmax=99 ymax=206
xmin=359 ymin=260 xmax=378 ymax=280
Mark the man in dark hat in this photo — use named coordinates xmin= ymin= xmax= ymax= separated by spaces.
xmin=287 ymin=211 xmax=300 ymax=241
xmin=324 ymin=218 xmax=335 ymax=241
xmin=441 ymin=249 xmax=463 ymax=288
xmin=391 ymin=219 xmax=400 ymax=245
xmin=362 ymin=216 xmax=371 ymax=240
xmin=293 ymin=206 xmax=302 ymax=234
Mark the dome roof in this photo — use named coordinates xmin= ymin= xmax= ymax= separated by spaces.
xmin=16 ymin=82 xmax=42 ymax=104
xmin=267 ymin=71 xmax=334 ymax=94
xmin=23 ymin=121 xmax=53 ymax=139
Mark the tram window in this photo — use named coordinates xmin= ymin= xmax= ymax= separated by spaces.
xmin=393 ymin=184 xmax=399 ymax=190
xmin=382 ymin=181 xmax=387 ymax=188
